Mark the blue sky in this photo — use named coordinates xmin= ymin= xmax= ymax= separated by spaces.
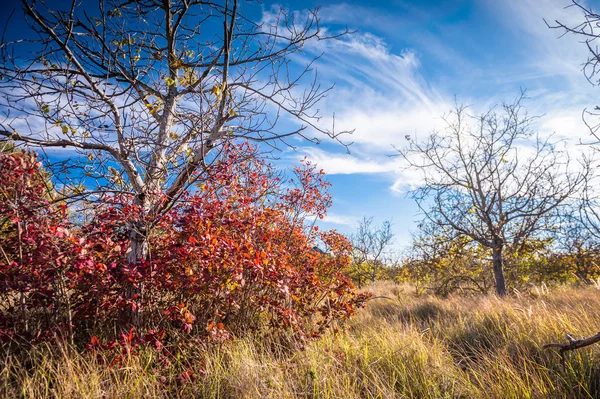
xmin=1 ymin=0 xmax=597 ymax=251
xmin=255 ymin=0 xmax=599 ymax=249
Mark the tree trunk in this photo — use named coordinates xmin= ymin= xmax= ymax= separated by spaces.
xmin=117 ymin=225 xmax=148 ymax=332
xmin=118 ymin=191 xmax=151 ymax=332
xmin=492 ymin=244 xmax=507 ymax=296
xmin=126 ymin=223 xmax=149 ymax=264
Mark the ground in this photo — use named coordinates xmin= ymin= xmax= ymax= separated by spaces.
xmin=3 ymin=282 xmax=600 ymax=398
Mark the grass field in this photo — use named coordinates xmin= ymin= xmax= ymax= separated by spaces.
xmin=2 ymin=282 xmax=600 ymax=398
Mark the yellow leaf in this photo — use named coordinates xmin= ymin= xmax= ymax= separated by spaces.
xmin=185 ymin=147 xmax=194 ymax=159
xmin=210 ymin=84 xmax=221 ymax=97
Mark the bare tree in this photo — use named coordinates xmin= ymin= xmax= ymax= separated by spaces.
xmin=399 ymin=96 xmax=589 ymax=296
xmin=349 ymin=217 xmax=394 ymax=286
xmin=0 ymin=1 xmax=348 ymax=259
xmin=0 ymin=0 xmax=349 ymax=328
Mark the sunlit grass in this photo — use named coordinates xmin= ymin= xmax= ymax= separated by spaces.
xmin=2 ymin=282 xmax=600 ymax=398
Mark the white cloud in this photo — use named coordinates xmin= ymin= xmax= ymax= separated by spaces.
xmin=321 ymin=212 xmax=358 ymax=227
xmin=326 ymin=97 xmax=451 ymax=149
xmin=297 ymin=147 xmax=397 ymax=174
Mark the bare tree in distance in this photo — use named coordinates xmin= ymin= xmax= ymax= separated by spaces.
xmin=0 ymin=0 xmax=351 ymax=328
xmin=349 ymin=217 xmax=394 ymax=286
xmin=398 ymin=95 xmax=590 ymax=296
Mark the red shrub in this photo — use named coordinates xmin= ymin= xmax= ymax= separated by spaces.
xmin=0 ymin=145 xmax=369 ymax=351
xmin=0 ymin=151 xmax=86 ymax=344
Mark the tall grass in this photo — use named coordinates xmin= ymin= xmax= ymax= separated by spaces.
xmin=2 ymin=283 xmax=600 ymax=398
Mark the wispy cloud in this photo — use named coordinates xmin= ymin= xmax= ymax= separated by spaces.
xmin=260 ymin=1 xmax=598 ymax=200
xmin=296 ymin=147 xmax=397 ymax=175
xmin=321 ymin=212 xmax=358 ymax=227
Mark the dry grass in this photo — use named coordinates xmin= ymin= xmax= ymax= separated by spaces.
xmin=2 ymin=282 xmax=600 ymax=398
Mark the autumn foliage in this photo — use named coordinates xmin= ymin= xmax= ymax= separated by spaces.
xmin=400 ymin=224 xmax=600 ymax=296
xmin=0 ymin=146 xmax=368 ymax=353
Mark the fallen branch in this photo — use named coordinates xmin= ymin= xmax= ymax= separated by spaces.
xmin=543 ymin=331 xmax=600 ymax=367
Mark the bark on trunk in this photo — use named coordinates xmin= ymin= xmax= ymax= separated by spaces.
xmin=118 ymin=225 xmax=148 ymax=332
xmin=118 ymin=190 xmax=151 ymax=332
xmin=126 ymin=224 xmax=149 ymax=264
xmin=492 ymin=244 xmax=508 ymax=296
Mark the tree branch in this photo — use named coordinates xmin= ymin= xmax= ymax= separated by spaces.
xmin=543 ymin=331 xmax=600 ymax=366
